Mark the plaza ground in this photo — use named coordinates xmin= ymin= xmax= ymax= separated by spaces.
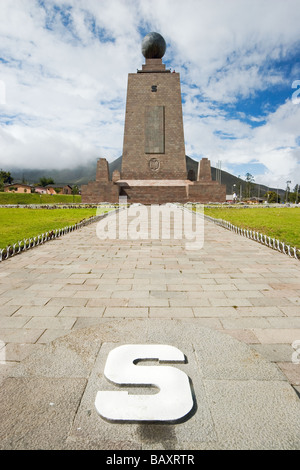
xmin=0 ymin=206 xmax=299 ymax=449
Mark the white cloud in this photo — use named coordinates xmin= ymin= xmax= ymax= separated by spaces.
xmin=0 ymin=0 xmax=300 ymax=188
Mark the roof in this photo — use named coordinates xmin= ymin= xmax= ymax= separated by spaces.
xmin=4 ymin=183 xmax=32 ymax=188
xmin=44 ymin=184 xmax=72 ymax=188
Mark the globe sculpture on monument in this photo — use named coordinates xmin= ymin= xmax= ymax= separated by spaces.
xmin=81 ymin=33 xmax=226 ymax=204
xmin=141 ymin=31 xmax=166 ymax=58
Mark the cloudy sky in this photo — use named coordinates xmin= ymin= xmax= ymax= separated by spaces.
xmin=1 ymin=0 xmax=300 ymax=189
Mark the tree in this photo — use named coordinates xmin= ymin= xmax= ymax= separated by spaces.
xmin=39 ymin=177 xmax=55 ymax=187
xmin=0 ymin=170 xmax=13 ymax=191
xmin=265 ymin=191 xmax=280 ymax=203
xmin=288 ymin=185 xmax=300 ymax=203
xmin=0 ymin=170 xmax=13 ymax=184
xmin=72 ymin=185 xmax=79 ymax=195
xmin=21 ymin=174 xmax=28 ymax=184
xmin=245 ymin=173 xmax=255 ymax=198
xmin=293 ymin=184 xmax=300 ymax=204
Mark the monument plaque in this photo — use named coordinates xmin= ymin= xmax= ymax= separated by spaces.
xmin=145 ymin=106 xmax=165 ymax=154
xmin=149 ymin=158 xmax=160 ymax=171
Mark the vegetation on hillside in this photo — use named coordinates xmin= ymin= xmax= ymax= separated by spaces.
xmin=38 ymin=176 xmax=55 ymax=187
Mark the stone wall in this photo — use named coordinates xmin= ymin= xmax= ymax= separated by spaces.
xmin=81 ymin=158 xmax=119 ymax=203
xmin=119 ymin=183 xmax=188 ymax=204
xmin=188 ymin=181 xmax=226 ymax=203
xmin=81 ymin=181 xmax=119 ymax=204
xmin=198 ymin=158 xmax=212 ymax=181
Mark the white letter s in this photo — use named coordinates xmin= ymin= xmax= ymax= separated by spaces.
xmin=95 ymin=344 xmax=194 ymax=422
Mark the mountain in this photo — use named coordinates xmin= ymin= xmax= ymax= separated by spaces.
xmin=7 ymin=155 xmax=285 ymax=198
xmin=7 ymin=163 xmax=97 ymax=186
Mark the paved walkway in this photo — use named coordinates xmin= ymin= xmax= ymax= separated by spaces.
xmin=0 ymin=206 xmax=300 ymax=449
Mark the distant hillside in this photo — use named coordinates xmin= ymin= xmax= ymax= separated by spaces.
xmin=7 ymin=155 xmax=285 ymax=198
xmin=209 ymin=165 xmax=285 ymax=199
xmin=8 ymin=163 xmax=98 ymax=186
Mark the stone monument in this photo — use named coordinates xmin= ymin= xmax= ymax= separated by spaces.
xmin=81 ymin=32 xmax=226 ymax=204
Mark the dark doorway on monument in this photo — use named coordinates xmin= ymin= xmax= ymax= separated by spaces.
xmin=120 ymin=188 xmax=129 ymax=198
xmin=188 ymin=169 xmax=196 ymax=181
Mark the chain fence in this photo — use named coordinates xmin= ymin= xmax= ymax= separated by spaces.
xmin=1 ymin=204 xmax=299 ymax=261
xmin=0 ymin=211 xmax=110 ymax=262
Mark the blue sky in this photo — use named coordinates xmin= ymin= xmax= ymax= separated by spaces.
xmin=0 ymin=0 xmax=300 ymax=189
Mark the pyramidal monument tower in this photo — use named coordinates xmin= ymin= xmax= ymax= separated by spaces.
xmin=81 ymin=32 xmax=226 ymax=204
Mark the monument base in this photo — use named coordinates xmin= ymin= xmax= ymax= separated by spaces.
xmin=80 ymin=181 xmax=119 ymax=204
xmin=188 ymin=181 xmax=226 ymax=203
xmin=117 ymin=180 xmax=188 ymax=204
xmin=81 ymin=159 xmax=226 ymax=204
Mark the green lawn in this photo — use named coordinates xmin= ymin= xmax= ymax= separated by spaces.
xmin=0 ymin=208 xmax=103 ymax=249
xmin=0 ymin=193 xmax=81 ymax=204
xmin=203 ymin=206 xmax=300 ymax=249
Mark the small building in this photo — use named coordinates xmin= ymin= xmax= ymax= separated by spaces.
xmin=245 ymin=197 xmax=264 ymax=204
xmin=4 ymin=184 xmax=32 ymax=193
xmin=45 ymin=184 xmax=73 ymax=195
xmin=62 ymin=185 xmax=73 ymax=194
xmin=34 ymin=186 xmax=48 ymax=194
xmin=44 ymin=186 xmax=57 ymax=195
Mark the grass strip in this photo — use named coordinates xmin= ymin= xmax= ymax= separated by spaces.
xmin=0 ymin=207 xmax=104 ymax=249
xmin=0 ymin=193 xmax=82 ymax=204
xmin=203 ymin=207 xmax=300 ymax=250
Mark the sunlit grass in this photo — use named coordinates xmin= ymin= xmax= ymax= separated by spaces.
xmin=0 ymin=193 xmax=81 ymax=204
xmin=0 ymin=207 xmax=104 ymax=249
xmin=203 ymin=206 xmax=300 ymax=249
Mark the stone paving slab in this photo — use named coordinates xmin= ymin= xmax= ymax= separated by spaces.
xmin=0 ymin=319 xmax=299 ymax=450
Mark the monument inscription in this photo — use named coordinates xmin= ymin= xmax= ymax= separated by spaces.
xmin=145 ymin=105 xmax=165 ymax=154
